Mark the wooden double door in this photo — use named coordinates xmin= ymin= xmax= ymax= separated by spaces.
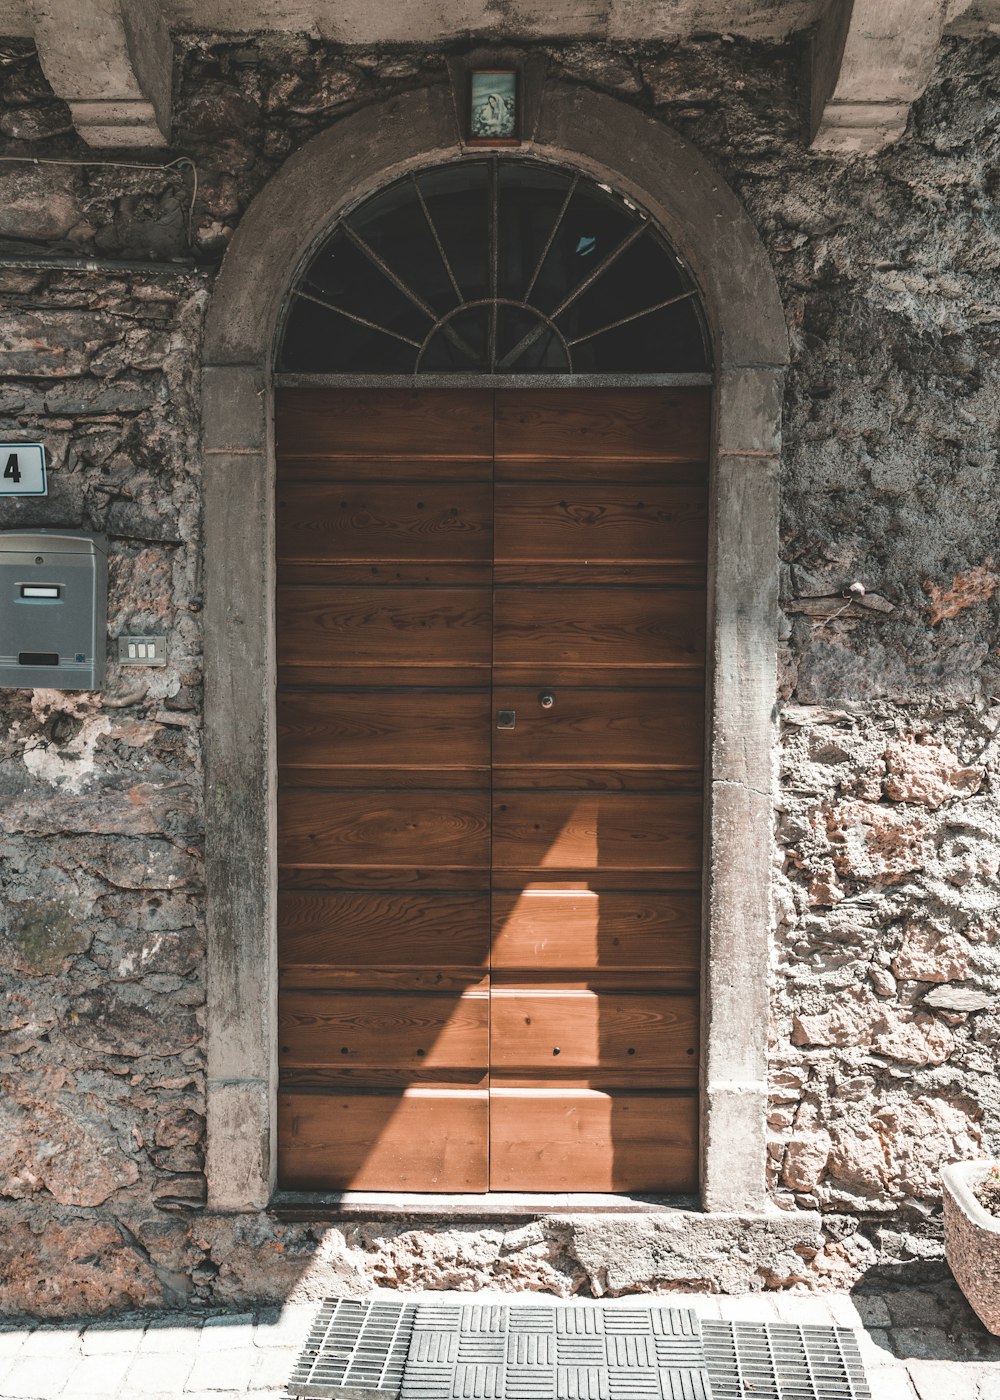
xmin=275 ymin=388 xmax=708 ymax=1193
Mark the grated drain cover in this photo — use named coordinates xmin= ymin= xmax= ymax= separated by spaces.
xmin=284 ymin=1300 xmax=875 ymax=1400
xmin=286 ymin=1296 xmax=419 ymax=1399
xmin=402 ymin=1301 xmax=712 ymax=1400
xmin=702 ymin=1321 xmax=871 ymax=1399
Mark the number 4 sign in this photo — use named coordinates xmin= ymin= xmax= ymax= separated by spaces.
xmin=0 ymin=444 xmax=46 ymax=496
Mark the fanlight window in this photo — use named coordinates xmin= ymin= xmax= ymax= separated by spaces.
xmin=278 ymin=158 xmax=710 ymax=375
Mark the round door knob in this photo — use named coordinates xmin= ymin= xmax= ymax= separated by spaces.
xmin=538 ymin=691 xmax=555 ymax=709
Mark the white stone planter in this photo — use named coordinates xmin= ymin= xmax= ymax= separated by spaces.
xmin=942 ymin=1160 xmax=1000 ymax=1336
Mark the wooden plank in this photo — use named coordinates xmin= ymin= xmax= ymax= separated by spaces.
xmin=279 ymin=990 xmax=488 ymax=1070
xmin=490 ymin=989 xmax=698 ymax=1078
xmin=279 ymin=1089 xmax=488 ymax=1191
xmin=492 ymin=767 xmax=701 ymax=793
xmin=278 ymin=562 xmax=492 ymax=587
xmin=276 ymin=389 xmax=493 ymax=459
xmin=280 ymin=967 xmax=488 ymax=992
xmin=494 ymin=485 xmax=707 ymax=564
xmin=490 ymin=663 xmax=706 ymax=692
xmin=490 ymin=870 xmax=700 ymax=895
xmin=494 ymin=389 xmax=710 ymax=461
xmin=492 ymin=565 xmax=707 ymax=588
xmin=281 ymin=664 xmax=492 ymax=689
xmin=278 ymin=790 xmax=490 ymax=869
xmin=280 ymin=1067 xmax=487 ymax=1088
xmin=494 ymin=458 xmax=708 ymax=485
xmin=488 ymin=1089 xmax=699 ymax=1192
xmin=493 ymin=589 xmax=705 ymax=668
xmin=492 ymin=793 xmax=702 ymax=872
xmin=277 ymin=690 xmax=490 ymax=776
xmin=279 ymin=891 xmax=490 ymax=971
xmin=280 ymin=867 xmax=491 ymax=892
xmin=277 ymin=587 xmax=492 ymax=670
xmin=490 ymin=687 xmax=704 ymax=772
xmin=491 ymin=890 xmax=701 ymax=977
xmin=278 ymin=457 xmax=493 ymax=484
xmin=278 ymin=483 xmax=492 ymax=564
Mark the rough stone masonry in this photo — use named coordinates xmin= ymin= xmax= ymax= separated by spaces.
xmin=0 ymin=28 xmax=998 ymax=1315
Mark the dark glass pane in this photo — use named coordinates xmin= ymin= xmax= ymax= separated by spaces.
xmin=279 ymin=297 xmax=417 ymax=373
xmin=570 ymin=299 xmax=710 ymax=374
xmin=420 ymin=305 xmax=490 ymax=372
xmin=347 ymin=175 xmax=461 ymax=318
xmin=560 ymin=230 xmax=688 ymax=340
xmin=496 ymin=304 xmax=570 ymax=372
xmin=278 ymin=157 xmax=713 ymax=374
xmin=302 ymin=229 xmax=429 ymax=343
xmin=496 ymin=162 xmax=576 ymax=303
xmin=413 ymin=162 xmax=490 ymax=304
xmin=528 ymin=181 xmax=637 ymax=317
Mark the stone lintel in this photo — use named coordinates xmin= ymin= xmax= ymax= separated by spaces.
xmin=25 ymin=0 xmax=172 ymax=147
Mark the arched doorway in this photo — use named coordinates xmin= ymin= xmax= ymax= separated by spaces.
xmin=201 ymin=82 xmax=786 ymax=1212
xmin=273 ymin=159 xmax=711 ymax=1192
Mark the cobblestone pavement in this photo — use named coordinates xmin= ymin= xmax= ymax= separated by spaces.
xmin=1 ymin=1275 xmax=998 ymax=1399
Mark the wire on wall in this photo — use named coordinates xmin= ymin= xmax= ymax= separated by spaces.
xmin=0 ymin=154 xmax=199 ymax=245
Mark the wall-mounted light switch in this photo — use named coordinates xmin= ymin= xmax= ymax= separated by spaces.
xmin=117 ymin=635 xmax=167 ymax=666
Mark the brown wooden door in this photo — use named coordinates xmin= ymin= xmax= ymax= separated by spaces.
xmin=275 ymin=388 xmax=707 ymax=1193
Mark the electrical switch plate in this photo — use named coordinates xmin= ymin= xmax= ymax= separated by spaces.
xmin=117 ymin=635 xmax=167 ymax=666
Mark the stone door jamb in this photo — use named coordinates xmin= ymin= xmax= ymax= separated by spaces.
xmin=200 ymin=81 xmax=787 ymax=1213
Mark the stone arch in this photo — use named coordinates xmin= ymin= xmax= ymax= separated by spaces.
xmin=201 ymin=80 xmax=787 ymax=1213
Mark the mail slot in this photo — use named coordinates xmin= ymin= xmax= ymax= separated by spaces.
xmin=0 ymin=530 xmax=107 ymax=690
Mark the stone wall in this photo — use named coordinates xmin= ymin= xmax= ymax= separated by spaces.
xmin=0 ymin=29 xmax=997 ymax=1315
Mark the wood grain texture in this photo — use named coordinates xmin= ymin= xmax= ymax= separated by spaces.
xmin=494 ymin=389 xmax=711 ymax=461
xmin=492 ymin=792 xmax=703 ymax=872
xmin=493 ymin=588 xmax=705 ymax=668
xmin=278 ymin=483 xmax=492 ymax=563
xmin=279 ymin=990 xmax=488 ymax=1070
xmin=278 ymin=790 xmax=490 ymax=869
xmin=488 ymin=1089 xmax=699 ymax=1192
xmin=279 ymin=1089 xmax=488 ymax=1191
xmin=277 ymin=389 xmax=493 ymax=459
xmin=277 ymin=690 xmax=489 ymax=776
xmin=275 ymin=386 xmax=708 ymax=1192
xmin=494 ymin=485 xmax=707 ymax=564
xmin=491 ymin=890 xmax=701 ymax=977
xmin=277 ymin=587 xmax=491 ymax=671
xmin=490 ymin=990 xmax=699 ymax=1081
xmin=279 ymin=891 xmax=490 ymax=971
xmin=490 ymin=687 xmax=704 ymax=773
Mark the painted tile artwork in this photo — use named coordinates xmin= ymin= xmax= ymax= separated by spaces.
xmin=469 ymin=69 xmax=518 ymax=141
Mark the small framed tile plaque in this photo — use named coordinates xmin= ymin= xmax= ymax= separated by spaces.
xmin=468 ymin=69 xmax=520 ymax=146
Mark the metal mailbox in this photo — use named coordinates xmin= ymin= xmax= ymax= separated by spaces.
xmin=0 ymin=530 xmax=107 ymax=690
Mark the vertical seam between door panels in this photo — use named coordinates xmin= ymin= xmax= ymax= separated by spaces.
xmin=488 ymin=389 xmax=496 ymax=1185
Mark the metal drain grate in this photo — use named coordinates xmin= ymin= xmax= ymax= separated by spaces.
xmin=285 ymin=1301 xmax=875 ymax=1400
xmin=286 ymin=1296 xmax=419 ymax=1398
xmin=702 ymin=1322 xmax=871 ymax=1400
xmin=402 ymin=1302 xmax=712 ymax=1400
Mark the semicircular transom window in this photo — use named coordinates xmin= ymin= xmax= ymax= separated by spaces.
xmin=278 ymin=158 xmax=710 ymax=375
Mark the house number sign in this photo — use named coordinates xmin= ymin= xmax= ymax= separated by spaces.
xmin=0 ymin=443 xmax=46 ymax=496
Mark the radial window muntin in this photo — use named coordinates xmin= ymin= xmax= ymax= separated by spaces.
xmin=277 ymin=157 xmax=711 ymax=376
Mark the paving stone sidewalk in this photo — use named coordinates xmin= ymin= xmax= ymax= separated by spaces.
xmin=1 ymin=1276 xmax=998 ymax=1400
